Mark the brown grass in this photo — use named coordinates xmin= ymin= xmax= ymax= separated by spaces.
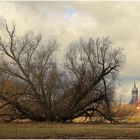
xmin=0 ymin=122 xmax=140 ymax=139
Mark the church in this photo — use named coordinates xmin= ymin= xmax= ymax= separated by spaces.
xmin=130 ymin=82 xmax=140 ymax=109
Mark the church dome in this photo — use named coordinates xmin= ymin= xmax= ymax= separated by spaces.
xmin=130 ymin=82 xmax=139 ymax=104
xmin=132 ymin=87 xmax=138 ymax=92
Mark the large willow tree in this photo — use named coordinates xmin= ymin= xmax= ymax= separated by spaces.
xmin=0 ymin=21 xmax=125 ymax=122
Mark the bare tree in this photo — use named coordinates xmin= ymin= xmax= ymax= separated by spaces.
xmin=0 ymin=21 xmax=58 ymax=121
xmin=0 ymin=21 xmax=125 ymax=122
xmin=60 ymin=38 xmax=125 ymax=122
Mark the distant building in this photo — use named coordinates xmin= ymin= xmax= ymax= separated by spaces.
xmin=131 ymin=82 xmax=138 ymax=104
xmin=129 ymin=82 xmax=140 ymax=109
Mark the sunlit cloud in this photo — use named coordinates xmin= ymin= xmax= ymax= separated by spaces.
xmin=0 ymin=1 xmax=140 ymax=102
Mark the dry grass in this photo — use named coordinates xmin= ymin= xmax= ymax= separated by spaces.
xmin=128 ymin=109 xmax=140 ymax=123
xmin=0 ymin=123 xmax=140 ymax=139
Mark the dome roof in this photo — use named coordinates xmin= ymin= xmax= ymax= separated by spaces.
xmin=132 ymin=87 xmax=138 ymax=92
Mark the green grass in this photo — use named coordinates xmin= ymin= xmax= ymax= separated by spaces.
xmin=0 ymin=123 xmax=140 ymax=138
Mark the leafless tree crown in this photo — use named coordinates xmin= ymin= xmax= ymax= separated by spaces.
xmin=0 ymin=21 xmax=125 ymax=122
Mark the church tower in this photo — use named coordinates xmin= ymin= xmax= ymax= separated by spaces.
xmin=131 ymin=82 xmax=138 ymax=103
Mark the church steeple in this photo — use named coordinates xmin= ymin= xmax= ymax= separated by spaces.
xmin=131 ymin=82 xmax=138 ymax=103
xmin=134 ymin=82 xmax=136 ymax=88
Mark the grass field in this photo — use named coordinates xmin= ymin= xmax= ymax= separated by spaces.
xmin=0 ymin=123 xmax=140 ymax=139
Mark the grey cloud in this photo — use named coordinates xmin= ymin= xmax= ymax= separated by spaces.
xmin=0 ymin=1 xmax=140 ymax=102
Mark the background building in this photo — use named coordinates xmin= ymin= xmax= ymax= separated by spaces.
xmin=131 ymin=82 xmax=138 ymax=104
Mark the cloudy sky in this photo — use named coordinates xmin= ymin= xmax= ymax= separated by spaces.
xmin=0 ymin=1 xmax=140 ymax=102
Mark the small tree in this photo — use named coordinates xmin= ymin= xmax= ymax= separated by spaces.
xmin=110 ymin=100 xmax=137 ymax=122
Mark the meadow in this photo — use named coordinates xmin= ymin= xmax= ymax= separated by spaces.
xmin=0 ymin=123 xmax=140 ymax=139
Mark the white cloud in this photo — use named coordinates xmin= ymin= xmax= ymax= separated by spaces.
xmin=0 ymin=1 xmax=140 ymax=102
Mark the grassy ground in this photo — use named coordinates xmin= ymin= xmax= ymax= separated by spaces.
xmin=0 ymin=123 xmax=140 ymax=139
